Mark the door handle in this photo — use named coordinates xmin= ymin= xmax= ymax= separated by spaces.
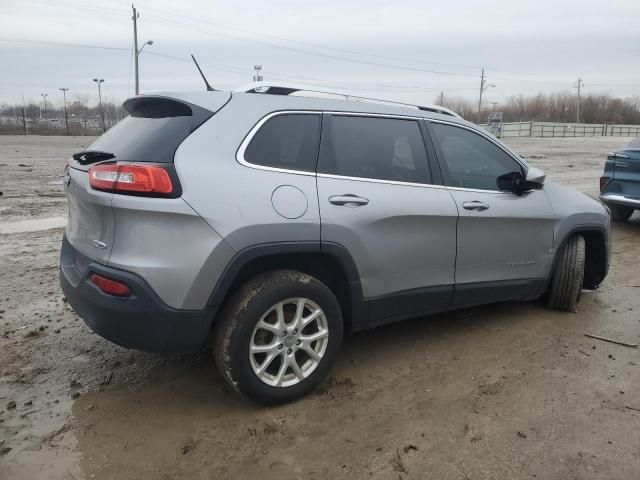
xmin=329 ymin=194 xmax=369 ymax=207
xmin=462 ymin=200 xmax=490 ymax=211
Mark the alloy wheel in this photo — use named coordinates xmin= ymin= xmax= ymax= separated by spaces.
xmin=249 ymin=297 xmax=329 ymax=387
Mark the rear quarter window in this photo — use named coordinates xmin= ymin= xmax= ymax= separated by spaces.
xmin=243 ymin=113 xmax=321 ymax=172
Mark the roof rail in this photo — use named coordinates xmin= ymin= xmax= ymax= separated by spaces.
xmin=233 ymin=82 xmax=462 ymax=118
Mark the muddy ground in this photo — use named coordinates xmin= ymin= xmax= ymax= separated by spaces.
xmin=1 ymin=134 xmax=639 ymax=480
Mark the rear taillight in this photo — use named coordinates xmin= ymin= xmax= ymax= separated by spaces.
xmin=90 ymin=274 xmax=131 ymax=297
xmin=599 ymin=176 xmax=610 ymax=193
xmin=89 ymin=163 xmax=174 ymax=196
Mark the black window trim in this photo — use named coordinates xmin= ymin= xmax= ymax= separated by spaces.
xmin=316 ymin=112 xmax=443 ymax=188
xmin=236 ymin=110 xmax=322 ymax=176
xmin=426 ymin=119 xmax=532 ymax=194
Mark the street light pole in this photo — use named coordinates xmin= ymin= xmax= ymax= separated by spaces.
xmin=93 ymin=78 xmax=105 ymax=133
xmin=59 ymin=88 xmax=69 ymax=135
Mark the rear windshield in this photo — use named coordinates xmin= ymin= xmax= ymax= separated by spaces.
xmin=87 ymin=98 xmax=206 ymax=163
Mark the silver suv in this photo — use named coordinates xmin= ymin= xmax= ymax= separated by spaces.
xmin=60 ymin=84 xmax=610 ymax=404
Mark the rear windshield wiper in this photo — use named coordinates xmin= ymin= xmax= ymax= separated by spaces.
xmin=72 ymin=150 xmax=116 ymax=164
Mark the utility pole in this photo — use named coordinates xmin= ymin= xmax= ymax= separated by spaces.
xmin=253 ymin=65 xmax=263 ymax=83
xmin=22 ymin=95 xmax=28 ymax=135
xmin=477 ymin=68 xmax=496 ymax=124
xmin=132 ymin=5 xmax=153 ymax=95
xmin=93 ymin=78 xmax=105 ymax=133
xmin=40 ymin=93 xmax=48 ymax=119
xmin=133 ymin=5 xmax=139 ymax=95
xmin=573 ymin=77 xmax=584 ymax=123
xmin=491 ymin=101 xmax=498 ymax=110
xmin=477 ymin=68 xmax=485 ymax=124
xmin=59 ymin=88 xmax=69 ymax=135
xmin=439 ymin=91 xmax=444 ymax=106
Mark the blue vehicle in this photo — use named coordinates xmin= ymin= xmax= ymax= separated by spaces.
xmin=600 ymin=137 xmax=640 ymax=221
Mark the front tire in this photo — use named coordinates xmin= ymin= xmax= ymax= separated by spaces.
xmin=547 ymin=234 xmax=585 ymax=312
xmin=213 ymin=270 xmax=343 ymax=405
xmin=609 ymin=204 xmax=633 ymax=222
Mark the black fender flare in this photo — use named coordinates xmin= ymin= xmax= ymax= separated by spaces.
xmin=205 ymin=241 xmax=365 ymax=325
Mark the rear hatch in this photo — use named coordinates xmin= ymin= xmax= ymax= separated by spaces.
xmin=609 ymin=137 xmax=640 ymax=198
xmin=64 ymin=93 xmax=228 ymax=267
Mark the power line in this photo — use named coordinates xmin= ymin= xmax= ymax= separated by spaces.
xmin=35 ymin=0 xmax=481 ymax=71
xmin=0 ymin=36 xmax=129 ymax=51
xmin=588 ymin=83 xmax=640 ymax=87
xmin=139 ymin=4 xmax=481 ymax=71
xmin=143 ymin=15 xmax=480 ymax=78
xmin=12 ymin=0 xmax=640 ymax=94
xmin=3 ymin=34 xmax=636 ymax=96
xmin=21 ymin=0 xmax=479 ymax=78
xmin=144 ymin=50 xmax=479 ymax=93
xmin=27 ymin=0 xmax=127 ymax=17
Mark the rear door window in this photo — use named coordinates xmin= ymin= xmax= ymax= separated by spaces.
xmin=244 ymin=113 xmax=321 ymax=172
xmin=318 ymin=115 xmax=432 ymax=184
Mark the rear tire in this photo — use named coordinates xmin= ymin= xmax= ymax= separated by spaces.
xmin=213 ymin=269 xmax=343 ymax=405
xmin=547 ymin=234 xmax=586 ymax=312
xmin=609 ymin=204 xmax=633 ymax=222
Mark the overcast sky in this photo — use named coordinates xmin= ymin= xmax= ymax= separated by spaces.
xmin=1 ymin=0 xmax=639 ymax=107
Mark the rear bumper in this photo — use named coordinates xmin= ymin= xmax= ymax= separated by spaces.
xmin=60 ymin=235 xmax=215 ymax=353
xmin=600 ymin=193 xmax=640 ymax=209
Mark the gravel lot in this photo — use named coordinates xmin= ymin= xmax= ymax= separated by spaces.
xmin=1 ymin=134 xmax=639 ymax=480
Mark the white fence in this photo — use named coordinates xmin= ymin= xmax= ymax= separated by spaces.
xmin=483 ymin=121 xmax=640 ymax=138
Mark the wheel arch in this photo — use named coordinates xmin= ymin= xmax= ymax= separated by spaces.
xmin=207 ymin=242 xmax=365 ymax=333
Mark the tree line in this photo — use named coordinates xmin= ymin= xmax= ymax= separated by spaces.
xmin=1 ymin=91 xmax=640 ymax=136
xmin=0 ymin=95 xmax=127 ymax=135
xmin=437 ymin=92 xmax=640 ymax=125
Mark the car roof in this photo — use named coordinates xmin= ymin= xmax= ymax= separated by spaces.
xmin=148 ymin=86 xmax=471 ymax=127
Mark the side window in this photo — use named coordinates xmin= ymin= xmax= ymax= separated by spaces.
xmin=244 ymin=113 xmax=321 ymax=172
xmin=430 ymin=123 xmax=523 ymax=190
xmin=318 ymin=116 xmax=432 ymax=184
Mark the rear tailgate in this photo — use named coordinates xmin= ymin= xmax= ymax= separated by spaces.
xmin=65 ymin=166 xmax=115 ymax=265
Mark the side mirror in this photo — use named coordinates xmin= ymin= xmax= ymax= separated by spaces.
xmin=525 ymin=166 xmax=546 ymax=187
xmin=497 ymin=167 xmax=545 ymax=195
